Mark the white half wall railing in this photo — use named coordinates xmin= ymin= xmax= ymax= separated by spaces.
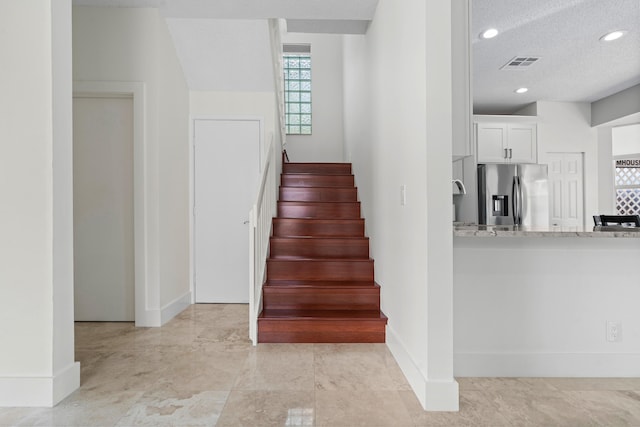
xmin=249 ymin=135 xmax=277 ymax=345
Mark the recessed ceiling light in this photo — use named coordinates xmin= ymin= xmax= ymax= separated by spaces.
xmin=515 ymin=87 xmax=528 ymax=94
xmin=600 ymin=30 xmax=627 ymax=42
xmin=480 ymin=28 xmax=499 ymax=39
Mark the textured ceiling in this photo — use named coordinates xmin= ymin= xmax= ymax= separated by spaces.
xmin=472 ymin=0 xmax=640 ymax=114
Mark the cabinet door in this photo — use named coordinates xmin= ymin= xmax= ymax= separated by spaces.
xmin=476 ymin=123 xmax=507 ymax=163
xmin=508 ymin=124 xmax=537 ymax=163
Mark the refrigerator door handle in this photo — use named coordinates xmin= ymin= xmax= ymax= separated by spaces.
xmin=515 ymin=176 xmax=523 ymax=224
xmin=512 ymin=177 xmax=517 ymax=224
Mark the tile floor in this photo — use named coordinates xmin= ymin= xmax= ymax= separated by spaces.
xmin=2 ymin=303 xmax=640 ymax=426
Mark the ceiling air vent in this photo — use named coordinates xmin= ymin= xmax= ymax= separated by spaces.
xmin=500 ymin=56 xmax=541 ymax=70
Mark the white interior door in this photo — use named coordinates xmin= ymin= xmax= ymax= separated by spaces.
xmin=194 ymin=119 xmax=260 ymax=303
xmin=73 ymin=96 xmax=135 ymax=321
xmin=548 ymin=152 xmax=584 ymax=227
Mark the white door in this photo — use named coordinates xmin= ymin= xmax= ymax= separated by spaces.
xmin=73 ymin=96 xmax=135 ymax=321
xmin=194 ymin=119 xmax=260 ymax=303
xmin=548 ymin=152 xmax=584 ymax=227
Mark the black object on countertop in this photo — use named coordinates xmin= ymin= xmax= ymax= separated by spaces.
xmin=593 ymin=214 xmax=640 ymax=227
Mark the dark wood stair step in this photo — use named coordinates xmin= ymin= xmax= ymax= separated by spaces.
xmin=279 ymin=187 xmax=358 ymax=202
xmin=263 ymin=282 xmax=380 ymax=311
xmin=257 ymin=310 xmax=387 ymax=343
xmin=283 ymin=162 xmax=352 ymax=175
xmin=278 ymin=201 xmax=360 ymax=219
xmin=281 ymin=174 xmax=354 ymax=188
xmin=273 ymin=218 xmax=365 ymax=237
xmin=267 ymin=258 xmax=374 ymax=281
xmin=270 ymin=237 xmax=369 ymax=259
xmin=264 ymin=279 xmax=377 ymax=286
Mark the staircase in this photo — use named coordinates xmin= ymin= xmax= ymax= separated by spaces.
xmin=257 ymin=162 xmax=387 ymax=343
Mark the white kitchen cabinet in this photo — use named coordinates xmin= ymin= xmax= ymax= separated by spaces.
xmin=476 ymin=122 xmax=537 ymax=163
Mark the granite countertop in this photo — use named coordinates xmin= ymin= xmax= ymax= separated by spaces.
xmin=453 ymin=223 xmax=640 ymax=238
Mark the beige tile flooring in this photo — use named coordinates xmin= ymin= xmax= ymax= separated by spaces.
xmin=2 ymin=303 xmax=640 ymax=426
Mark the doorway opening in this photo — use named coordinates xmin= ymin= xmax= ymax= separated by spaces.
xmin=73 ymin=82 xmax=146 ymax=325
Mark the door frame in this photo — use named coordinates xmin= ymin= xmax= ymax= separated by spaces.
xmin=189 ymin=116 xmax=264 ymax=303
xmin=73 ymin=81 xmax=149 ymax=325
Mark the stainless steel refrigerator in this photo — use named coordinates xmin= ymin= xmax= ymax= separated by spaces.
xmin=478 ymin=163 xmax=549 ymax=226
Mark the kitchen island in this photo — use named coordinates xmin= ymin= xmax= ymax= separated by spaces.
xmin=454 ymin=223 xmax=640 ymax=238
xmin=453 ymin=224 xmax=640 ymax=378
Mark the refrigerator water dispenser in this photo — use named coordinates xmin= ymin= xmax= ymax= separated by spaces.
xmin=492 ymin=195 xmax=508 ymax=217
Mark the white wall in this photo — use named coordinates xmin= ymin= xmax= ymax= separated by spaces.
xmin=536 ymin=101 xmax=598 ymax=226
xmin=282 ymin=33 xmax=345 ymax=162
xmin=73 ymin=7 xmax=190 ymax=325
xmin=343 ymin=0 xmax=458 ymax=411
xmin=190 ymin=91 xmax=277 ymax=161
xmin=592 ymin=84 xmax=640 ymax=127
xmin=597 ymin=127 xmax=616 ymax=214
xmin=454 ymin=237 xmax=640 ymax=377
xmin=167 ymin=19 xmax=275 ymax=92
xmin=156 ymin=14 xmax=191 ymax=312
xmin=612 ymin=124 xmax=640 ymax=156
xmin=0 ymin=0 xmax=79 ymax=406
xmin=52 ymin=0 xmax=80 ymax=405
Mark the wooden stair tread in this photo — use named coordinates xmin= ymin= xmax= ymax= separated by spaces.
xmin=272 ymin=218 xmax=365 ymax=238
xmin=272 ymin=218 xmax=364 ymax=223
xmin=279 ymin=187 xmax=358 ymax=202
xmin=269 ymin=256 xmax=367 ymax=260
xmin=265 ymin=280 xmax=379 ymax=287
xmin=268 ymin=257 xmax=374 ymax=262
xmin=270 ymin=236 xmax=368 ymax=240
xmin=278 ymin=201 xmax=361 ymax=205
xmin=259 ymin=309 xmax=387 ymax=320
xmin=280 ymin=186 xmax=358 ymax=189
xmin=283 ymin=163 xmax=352 ymax=175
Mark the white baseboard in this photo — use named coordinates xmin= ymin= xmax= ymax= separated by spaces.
xmin=160 ymin=291 xmax=191 ymax=326
xmin=136 ymin=307 xmax=161 ymax=327
xmin=455 ymin=352 xmax=640 ymax=377
xmin=0 ymin=362 xmax=80 ymax=407
xmin=387 ymin=325 xmax=459 ymax=411
xmin=135 ymin=292 xmax=191 ymax=327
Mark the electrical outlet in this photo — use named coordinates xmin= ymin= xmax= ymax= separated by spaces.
xmin=607 ymin=321 xmax=622 ymax=342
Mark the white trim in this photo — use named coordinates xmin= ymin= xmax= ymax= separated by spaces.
xmin=387 ymin=325 xmax=459 ymax=411
xmin=0 ymin=362 xmax=80 ymax=407
xmin=135 ymin=307 xmax=161 ymax=328
xmin=160 ymin=291 xmax=191 ymax=325
xmin=189 ymin=115 xmax=264 ymax=304
xmin=455 ymin=352 xmax=640 ymax=377
xmin=73 ymin=81 xmax=150 ymax=327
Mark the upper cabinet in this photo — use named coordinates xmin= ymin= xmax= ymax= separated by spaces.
xmin=475 ymin=121 xmax=537 ymax=164
xmin=451 ymin=0 xmax=472 ymax=159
